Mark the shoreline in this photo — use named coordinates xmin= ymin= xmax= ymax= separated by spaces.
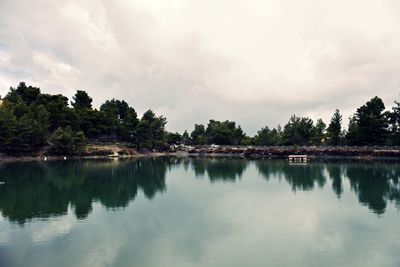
xmin=1 ymin=148 xmax=400 ymax=162
xmin=183 ymin=145 xmax=400 ymax=161
xmin=1 ymin=144 xmax=400 ymax=162
xmin=0 ymin=151 xmax=189 ymax=162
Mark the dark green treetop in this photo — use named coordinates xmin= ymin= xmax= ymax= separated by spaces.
xmin=72 ymin=90 xmax=93 ymax=110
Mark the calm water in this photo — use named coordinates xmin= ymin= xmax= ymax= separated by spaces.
xmin=0 ymin=158 xmax=399 ymax=267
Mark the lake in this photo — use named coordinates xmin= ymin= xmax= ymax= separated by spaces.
xmin=0 ymin=158 xmax=399 ymax=267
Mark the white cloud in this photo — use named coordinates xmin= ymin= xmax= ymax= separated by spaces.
xmin=31 ymin=211 xmax=75 ymax=243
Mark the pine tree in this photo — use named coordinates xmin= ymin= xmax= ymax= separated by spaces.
xmin=327 ymin=109 xmax=342 ymax=146
xmin=355 ymin=96 xmax=388 ymax=145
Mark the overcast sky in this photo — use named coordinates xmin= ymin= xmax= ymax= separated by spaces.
xmin=0 ymin=0 xmax=399 ymax=135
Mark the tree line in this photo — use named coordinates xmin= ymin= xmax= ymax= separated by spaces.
xmin=0 ymin=82 xmax=166 ymax=154
xmin=0 ymin=82 xmax=399 ymax=155
xmin=183 ymin=96 xmax=400 ymax=147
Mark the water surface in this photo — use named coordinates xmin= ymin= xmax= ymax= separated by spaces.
xmin=0 ymin=158 xmax=399 ymax=267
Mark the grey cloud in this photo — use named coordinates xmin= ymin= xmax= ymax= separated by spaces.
xmin=1 ymin=0 xmax=400 ymax=135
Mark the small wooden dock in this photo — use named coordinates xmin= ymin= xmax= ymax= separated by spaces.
xmin=288 ymin=155 xmax=308 ymax=163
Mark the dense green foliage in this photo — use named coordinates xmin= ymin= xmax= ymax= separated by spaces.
xmin=136 ymin=110 xmax=167 ymax=149
xmin=188 ymin=120 xmax=245 ymax=146
xmin=253 ymin=126 xmax=282 ymax=146
xmin=0 ymin=82 xmax=399 ymax=154
xmin=282 ymin=115 xmax=314 ymax=146
xmin=350 ymin=97 xmax=388 ymax=145
xmin=51 ymin=127 xmax=86 ymax=155
xmin=205 ymin=120 xmax=245 ymax=145
xmin=0 ymin=82 xmax=167 ymax=154
xmin=190 ymin=124 xmax=206 ymax=145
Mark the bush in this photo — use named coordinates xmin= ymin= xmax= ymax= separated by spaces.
xmin=50 ymin=127 xmax=86 ymax=155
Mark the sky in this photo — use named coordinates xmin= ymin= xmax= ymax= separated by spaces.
xmin=0 ymin=0 xmax=399 ymax=135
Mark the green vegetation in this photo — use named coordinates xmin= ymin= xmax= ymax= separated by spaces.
xmin=253 ymin=126 xmax=282 ymax=146
xmin=0 ymin=82 xmax=166 ymax=155
xmin=0 ymin=82 xmax=399 ymax=155
xmin=50 ymin=127 xmax=86 ymax=155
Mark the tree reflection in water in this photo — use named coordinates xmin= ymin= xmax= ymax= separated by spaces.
xmin=0 ymin=158 xmax=399 ymax=224
xmin=0 ymin=158 xmax=173 ymax=224
xmin=345 ymin=162 xmax=400 ymax=215
xmin=191 ymin=158 xmax=248 ymax=182
xmin=255 ymin=160 xmax=400 ymax=214
xmin=256 ymin=160 xmax=326 ymax=191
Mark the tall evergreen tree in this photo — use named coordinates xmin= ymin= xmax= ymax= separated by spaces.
xmin=327 ymin=109 xmax=342 ymax=146
xmin=355 ymin=96 xmax=388 ymax=145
